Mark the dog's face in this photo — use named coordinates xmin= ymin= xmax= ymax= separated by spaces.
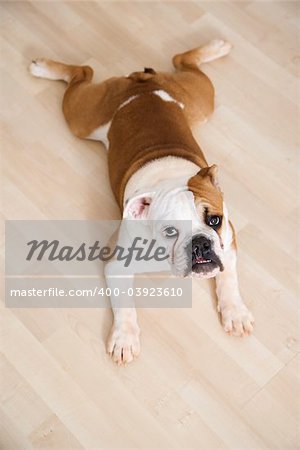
xmin=124 ymin=165 xmax=228 ymax=278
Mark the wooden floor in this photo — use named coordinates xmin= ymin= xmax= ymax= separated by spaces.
xmin=1 ymin=1 xmax=299 ymax=449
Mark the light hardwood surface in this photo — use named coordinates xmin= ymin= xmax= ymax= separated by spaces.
xmin=1 ymin=1 xmax=299 ymax=449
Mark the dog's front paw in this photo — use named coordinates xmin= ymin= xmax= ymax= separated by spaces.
xmin=107 ymin=322 xmax=140 ymax=365
xmin=219 ymin=302 xmax=254 ymax=336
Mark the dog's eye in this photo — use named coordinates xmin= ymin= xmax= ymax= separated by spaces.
xmin=208 ymin=216 xmax=221 ymax=227
xmin=164 ymin=226 xmax=179 ymax=238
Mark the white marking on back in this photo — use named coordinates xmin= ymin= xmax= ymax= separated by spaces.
xmin=153 ymin=89 xmax=184 ymax=109
xmin=118 ymin=95 xmax=139 ymax=111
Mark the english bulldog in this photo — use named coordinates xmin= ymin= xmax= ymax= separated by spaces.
xmin=29 ymin=39 xmax=254 ymax=364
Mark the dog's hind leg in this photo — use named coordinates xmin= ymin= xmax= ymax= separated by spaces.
xmin=29 ymin=58 xmax=93 ymax=83
xmin=29 ymin=58 xmax=100 ymax=140
xmin=172 ymin=39 xmax=232 ymax=71
xmin=29 ymin=58 xmax=130 ymax=145
xmin=165 ymin=40 xmax=232 ymax=126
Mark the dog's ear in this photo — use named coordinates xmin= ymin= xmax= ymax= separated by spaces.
xmin=123 ymin=192 xmax=154 ymax=219
xmin=198 ymin=164 xmax=219 ymax=188
xmin=189 ymin=164 xmax=221 ymax=191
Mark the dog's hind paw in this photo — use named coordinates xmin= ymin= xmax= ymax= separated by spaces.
xmin=209 ymin=39 xmax=232 ymax=56
xmin=29 ymin=58 xmax=50 ymax=78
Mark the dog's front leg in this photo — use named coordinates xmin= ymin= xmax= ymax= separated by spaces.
xmin=105 ymin=259 xmax=140 ymax=365
xmin=216 ymin=226 xmax=254 ymax=336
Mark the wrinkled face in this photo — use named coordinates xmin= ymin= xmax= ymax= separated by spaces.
xmin=124 ymin=165 xmax=228 ymax=278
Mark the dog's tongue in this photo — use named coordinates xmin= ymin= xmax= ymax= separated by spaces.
xmin=196 ymin=257 xmax=208 ymax=263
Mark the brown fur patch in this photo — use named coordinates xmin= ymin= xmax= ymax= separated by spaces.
xmin=108 ymin=93 xmax=208 ymax=208
xmin=188 ymin=166 xmax=224 ymax=236
xmin=188 ymin=166 xmax=223 ymax=214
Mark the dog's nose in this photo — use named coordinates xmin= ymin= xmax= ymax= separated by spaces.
xmin=192 ymin=235 xmax=212 ymax=258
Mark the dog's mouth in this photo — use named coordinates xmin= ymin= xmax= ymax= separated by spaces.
xmin=182 ymin=239 xmax=224 ymax=278
xmin=190 ymin=252 xmax=224 ymax=277
xmin=192 ymin=256 xmax=218 ymax=273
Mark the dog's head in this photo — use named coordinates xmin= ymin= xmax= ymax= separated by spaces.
xmin=123 ymin=165 xmax=230 ymax=278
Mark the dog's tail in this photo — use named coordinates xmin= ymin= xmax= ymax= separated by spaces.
xmin=172 ymin=39 xmax=232 ymax=71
